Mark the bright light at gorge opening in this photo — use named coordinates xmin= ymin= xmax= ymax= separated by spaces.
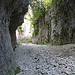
xmin=16 ymin=5 xmax=34 ymax=42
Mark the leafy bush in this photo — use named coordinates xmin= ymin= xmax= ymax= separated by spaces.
xmin=30 ymin=0 xmax=63 ymax=41
xmin=17 ymin=26 xmax=23 ymax=33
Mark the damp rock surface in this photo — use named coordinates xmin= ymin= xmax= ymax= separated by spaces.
xmin=14 ymin=44 xmax=75 ymax=75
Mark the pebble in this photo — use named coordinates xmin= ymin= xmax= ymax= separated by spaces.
xmin=14 ymin=44 xmax=75 ymax=75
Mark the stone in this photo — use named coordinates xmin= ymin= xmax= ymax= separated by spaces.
xmin=0 ymin=0 xmax=29 ymax=75
xmin=14 ymin=44 xmax=75 ymax=75
xmin=32 ymin=0 xmax=75 ymax=44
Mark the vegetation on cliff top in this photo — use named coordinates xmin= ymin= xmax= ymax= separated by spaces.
xmin=30 ymin=0 xmax=62 ymax=35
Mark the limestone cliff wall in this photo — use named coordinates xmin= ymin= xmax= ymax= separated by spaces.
xmin=9 ymin=0 xmax=29 ymax=49
xmin=0 ymin=0 xmax=29 ymax=75
xmin=32 ymin=0 xmax=75 ymax=44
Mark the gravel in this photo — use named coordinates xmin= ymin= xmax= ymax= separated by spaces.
xmin=14 ymin=43 xmax=75 ymax=75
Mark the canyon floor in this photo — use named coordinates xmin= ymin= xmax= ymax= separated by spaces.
xmin=14 ymin=43 xmax=75 ymax=75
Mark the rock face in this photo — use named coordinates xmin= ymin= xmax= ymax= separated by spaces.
xmin=0 ymin=0 xmax=29 ymax=75
xmin=32 ymin=0 xmax=75 ymax=44
xmin=9 ymin=0 xmax=29 ymax=49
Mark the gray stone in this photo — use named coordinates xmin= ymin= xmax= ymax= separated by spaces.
xmin=32 ymin=0 xmax=75 ymax=44
xmin=0 ymin=0 xmax=29 ymax=75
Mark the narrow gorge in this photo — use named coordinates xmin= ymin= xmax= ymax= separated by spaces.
xmin=0 ymin=0 xmax=75 ymax=75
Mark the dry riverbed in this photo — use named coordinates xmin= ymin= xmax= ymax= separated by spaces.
xmin=14 ymin=44 xmax=75 ymax=75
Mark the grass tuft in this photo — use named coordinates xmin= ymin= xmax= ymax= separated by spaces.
xmin=14 ymin=66 xmax=20 ymax=75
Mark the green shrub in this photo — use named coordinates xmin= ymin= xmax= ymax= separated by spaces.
xmin=14 ymin=66 xmax=20 ymax=75
xmin=16 ymin=43 xmax=21 ymax=47
xmin=22 ymin=37 xmax=32 ymax=43
xmin=70 ymin=46 xmax=75 ymax=49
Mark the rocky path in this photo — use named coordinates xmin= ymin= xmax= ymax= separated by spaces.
xmin=14 ymin=44 xmax=75 ymax=75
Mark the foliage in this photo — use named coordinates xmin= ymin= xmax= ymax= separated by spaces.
xmin=51 ymin=41 xmax=64 ymax=46
xmin=42 ymin=0 xmax=52 ymax=8
xmin=21 ymin=37 xmax=32 ymax=43
xmin=30 ymin=0 xmax=62 ymax=36
xmin=30 ymin=0 xmax=52 ymax=19
xmin=70 ymin=46 xmax=75 ymax=52
xmin=17 ymin=26 xmax=23 ymax=33
xmin=16 ymin=43 xmax=21 ymax=47
xmin=14 ymin=66 xmax=20 ymax=75
xmin=33 ymin=29 xmax=39 ymax=35
xmin=70 ymin=46 xmax=75 ymax=49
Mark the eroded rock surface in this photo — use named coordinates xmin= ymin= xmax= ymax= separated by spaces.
xmin=32 ymin=0 xmax=75 ymax=44
xmin=0 ymin=0 xmax=29 ymax=75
